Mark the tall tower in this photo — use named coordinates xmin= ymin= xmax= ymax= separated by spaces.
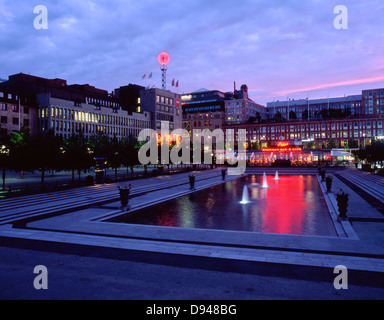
xmin=158 ymin=52 xmax=170 ymax=90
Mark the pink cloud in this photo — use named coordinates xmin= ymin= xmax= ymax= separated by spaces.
xmin=275 ymin=75 xmax=384 ymax=97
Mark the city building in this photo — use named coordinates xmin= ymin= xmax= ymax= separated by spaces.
xmin=225 ymin=117 xmax=383 ymax=149
xmin=37 ymin=93 xmax=150 ymax=140
xmin=0 ymin=73 xmax=151 ymax=139
xmin=116 ymin=84 xmax=183 ymax=132
xmin=224 ymin=88 xmax=384 ymax=166
xmin=266 ymin=94 xmax=363 ymax=121
xmin=362 ymin=88 xmax=384 ymax=117
xmin=181 ymin=88 xmax=229 ymax=135
xmin=0 ymin=89 xmax=38 ymax=136
xmin=225 ymin=84 xmax=267 ymax=125
xmin=182 ymin=84 xmax=267 ymax=139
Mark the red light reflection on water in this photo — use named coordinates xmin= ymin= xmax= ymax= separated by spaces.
xmin=123 ymin=175 xmax=334 ymax=236
xmin=156 ymin=210 xmax=177 ymax=227
xmin=261 ymin=176 xmax=307 ymax=235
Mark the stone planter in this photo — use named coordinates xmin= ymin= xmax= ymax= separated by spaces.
xmin=326 ymin=176 xmax=333 ymax=193
xmin=118 ymin=185 xmax=131 ymax=211
xmin=320 ymin=169 xmax=326 ymax=182
xmin=189 ymin=175 xmax=196 ymax=190
xmin=336 ymin=190 xmax=349 ymax=221
xmin=221 ymin=169 xmax=227 ymax=181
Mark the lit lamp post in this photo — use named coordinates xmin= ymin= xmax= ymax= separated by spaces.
xmin=158 ymin=52 xmax=170 ymax=90
xmin=1 ymin=145 xmax=9 ymax=190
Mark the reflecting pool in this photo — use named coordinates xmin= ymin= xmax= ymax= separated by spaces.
xmin=117 ymin=175 xmax=337 ymax=236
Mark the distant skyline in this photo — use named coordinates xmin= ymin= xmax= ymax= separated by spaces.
xmin=1 ymin=0 xmax=384 ymax=105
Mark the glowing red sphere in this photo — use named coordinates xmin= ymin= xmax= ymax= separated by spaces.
xmin=158 ymin=52 xmax=170 ymax=65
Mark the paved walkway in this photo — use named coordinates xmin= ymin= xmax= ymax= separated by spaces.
xmin=0 ymin=165 xmax=206 ymax=197
xmin=1 ymin=168 xmax=384 ymax=298
xmin=336 ymin=169 xmax=384 ymax=209
xmin=0 ymin=169 xmax=224 ymax=226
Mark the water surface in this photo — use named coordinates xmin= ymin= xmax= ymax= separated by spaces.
xmin=118 ymin=175 xmax=336 ymax=236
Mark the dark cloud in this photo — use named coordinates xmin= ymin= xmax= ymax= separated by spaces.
xmin=0 ymin=0 xmax=383 ymax=105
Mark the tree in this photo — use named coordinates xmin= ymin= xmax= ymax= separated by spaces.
xmin=89 ymin=133 xmax=110 ymax=159
xmin=352 ymin=148 xmax=366 ymax=163
xmin=0 ymin=131 xmax=10 ymax=190
xmin=289 ymin=111 xmax=297 ymax=120
xmin=273 ymin=112 xmax=284 ymax=122
xmin=62 ymin=133 xmax=94 ymax=184
xmin=107 ymin=136 xmax=124 ymax=180
xmin=302 ymin=109 xmax=311 ymax=120
xmin=30 ymin=130 xmax=62 ymax=185
xmin=347 ymin=139 xmax=359 ymax=149
xmin=249 ymin=141 xmax=261 ymax=151
xmin=306 ymin=141 xmax=317 ymax=150
xmin=353 ymin=141 xmax=384 ymax=168
xmin=327 ymin=138 xmax=337 ymax=149
xmin=248 ymin=112 xmax=262 ymax=123
xmin=255 ymin=112 xmax=262 ymax=123
xmin=342 ymin=107 xmax=352 ymax=119
xmin=365 ymin=141 xmax=384 ymax=165
xmin=121 ymin=135 xmax=139 ymax=177
xmin=8 ymin=128 xmax=33 ymax=178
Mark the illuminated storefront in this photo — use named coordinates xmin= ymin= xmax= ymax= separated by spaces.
xmin=245 ymin=141 xmax=328 ymax=166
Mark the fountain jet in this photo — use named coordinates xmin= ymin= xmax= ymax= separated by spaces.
xmin=262 ymin=173 xmax=269 ymax=188
xmin=240 ymin=185 xmax=250 ymax=204
xmin=275 ymin=171 xmax=279 ymax=180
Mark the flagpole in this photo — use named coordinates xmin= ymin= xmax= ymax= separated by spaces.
xmin=18 ymin=98 xmax=21 ymax=131
xmin=287 ymin=97 xmax=290 ymax=120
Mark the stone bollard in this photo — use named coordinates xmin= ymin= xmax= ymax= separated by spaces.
xmin=189 ymin=175 xmax=196 ymax=190
xmin=118 ymin=185 xmax=131 ymax=211
xmin=221 ymin=169 xmax=227 ymax=181
xmin=320 ymin=169 xmax=326 ymax=182
xmin=336 ymin=190 xmax=349 ymax=221
xmin=326 ymin=176 xmax=333 ymax=193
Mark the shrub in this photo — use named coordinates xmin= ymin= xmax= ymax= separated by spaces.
xmin=85 ymin=175 xmax=94 ymax=186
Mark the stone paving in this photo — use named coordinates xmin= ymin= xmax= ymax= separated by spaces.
xmin=1 ymin=168 xmax=384 ymax=288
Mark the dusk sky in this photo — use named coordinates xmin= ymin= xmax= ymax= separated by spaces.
xmin=1 ymin=0 xmax=384 ymax=105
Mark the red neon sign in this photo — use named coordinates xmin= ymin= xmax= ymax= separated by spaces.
xmin=277 ymin=142 xmax=289 ymax=147
xmin=262 ymin=147 xmax=303 ymax=153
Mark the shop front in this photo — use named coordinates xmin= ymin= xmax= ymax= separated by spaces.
xmin=247 ymin=142 xmax=330 ymax=167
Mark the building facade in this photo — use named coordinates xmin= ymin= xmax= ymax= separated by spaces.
xmin=225 ymin=84 xmax=267 ymax=125
xmin=0 ymin=73 xmax=152 ymax=140
xmin=362 ymin=88 xmax=384 ymax=117
xmin=182 ymin=84 xmax=267 ymax=138
xmin=225 ymin=117 xmax=383 ymax=148
xmin=182 ymin=89 xmax=228 ymax=136
xmin=223 ymin=89 xmax=384 ymax=156
xmin=0 ymin=89 xmax=38 ymax=136
xmin=140 ymin=87 xmax=183 ymax=131
xmin=37 ymin=93 xmax=151 ymax=140
xmin=266 ymin=95 xmax=363 ymax=121
xmin=117 ymin=84 xmax=183 ymax=132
